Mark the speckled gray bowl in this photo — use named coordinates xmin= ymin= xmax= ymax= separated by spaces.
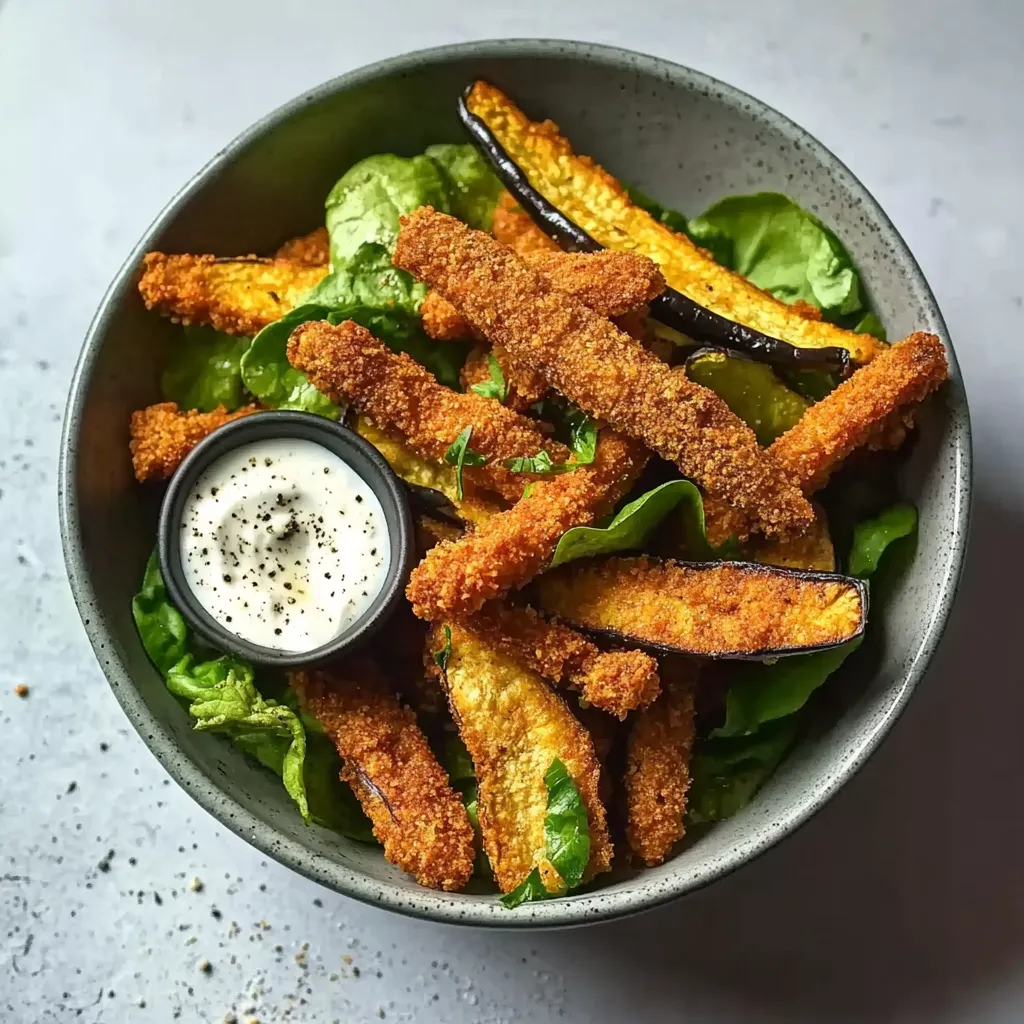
xmin=58 ymin=40 xmax=971 ymax=927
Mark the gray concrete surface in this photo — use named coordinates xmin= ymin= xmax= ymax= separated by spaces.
xmin=2 ymin=0 xmax=1022 ymax=1020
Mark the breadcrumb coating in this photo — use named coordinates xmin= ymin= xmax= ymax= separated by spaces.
xmin=625 ymin=659 xmax=697 ymax=866
xmin=406 ymin=429 xmax=648 ymax=621
xmin=770 ymin=331 xmax=948 ymax=493
xmin=461 ymin=601 xmax=660 ymax=718
xmin=393 ymin=207 xmax=812 ymax=537
xmin=138 ymin=253 xmax=326 ymax=336
xmin=536 ymin=555 xmax=865 ymax=657
xmin=431 ymin=623 xmax=612 ymax=893
xmin=287 ymin=319 xmax=568 ymax=503
xmin=491 ymin=190 xmax=561 ymax=254
xmin=128 ymin=401 xmax=259 ymax=481
xmin=746 ymin=503 xmax=835 ymax=572
xmin=273 ymin=226 xmax=330 ymax=267
xmin=291 ymin=662 xmax=474 ymax=892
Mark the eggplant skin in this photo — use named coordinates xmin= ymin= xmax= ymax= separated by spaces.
xmin=535 ymin=556 xmax=866 ymax=659
xmin=460 ymin=81 xmax=884 ymax=368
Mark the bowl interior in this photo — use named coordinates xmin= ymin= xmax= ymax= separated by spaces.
xmin=61 ymin=41 xmax=970 ymax=927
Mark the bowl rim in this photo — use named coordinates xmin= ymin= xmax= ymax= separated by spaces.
xmin=58 ymin=37 xmax=973 ymax=929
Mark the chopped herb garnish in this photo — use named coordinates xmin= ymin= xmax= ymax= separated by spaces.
xmin=432 ymin=625 xmax=453 ymax=672
xmin=469 ymin=353 xmax=508 ymax=403
xmin=443 ymin=426 xmax=488 ymax=500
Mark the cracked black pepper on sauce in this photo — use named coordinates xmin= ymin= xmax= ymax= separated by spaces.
xmin=179 ymin=439 xmax=390 ymax=652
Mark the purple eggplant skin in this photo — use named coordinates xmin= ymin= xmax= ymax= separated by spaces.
xmin=458 ymin=85 xmax=850 ymax=375
xmin=535 ymin=558 xmax=869 ymax=662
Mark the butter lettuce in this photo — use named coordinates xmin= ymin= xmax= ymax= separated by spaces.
xmin=688 ymin=192 xmax=864 ymax=319
xmin=161 ymin=325 xmax=250 ymax=413
xmin=426 ymin=144 xmax=503 ymax=230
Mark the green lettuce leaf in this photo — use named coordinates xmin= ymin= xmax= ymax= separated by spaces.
xmin=302 ymin=731 xmax=376 ymax=841
xmin=240 ymin=303 xmax=341 ymax=417
xmin=550 ymin=479 xmax=704 ymax=567
xmin=686 ymin=350 xmax=809 ymax=446
xmin=131 ymin=551 xmax=190 ymax=675
xmin=323 ymin=153 xmax=450 ymax=268
xmin=160 ymin=325 xmax=251 ymax=413
xmin=441 ymin=733 xmax=492 ymax=879
xmin=305 ymin=241 xmax=426 ymax=314
xmin=846 ymin=502 xmax=917 ymax=578
xmin=426 ymin=144 xmax=503 ymax=230
xmin=501 ymin=758 xmax=590 ymax=909
xmin=687 ymin=716 xmax=801 ymax=824
xmin=688 ymin=192 xmax=864 ymax=319
xmin=852 ymin=310 xmax=887 ymax=341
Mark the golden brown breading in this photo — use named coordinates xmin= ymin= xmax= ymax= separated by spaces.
xmin=431 ymin=623 xmax=612 ymax=893
xmin=536 ymin=556 xmax=865 ymax=657
xmin=288 ymin=319 xmax=568 ymax=504
xmin=625 ymin=659 xmax=697 ymax=866
xmin=465 ymin=81 xmax=886 ymax=365
xmin=138 ymin=253 xmax=327 ymax=337
xmin=746 ymin=502 xmax=835 ymax=572
xmin=460 ymin=601 xmax=660 ymax=718
xmin=393 ymin=207 xmax=812 ymax=538
xmin=290 ymin=661 xmax=474 ymax=892
xmin=128 ymin=401 xmax=259 ymax=481
xmin=459 ymin=343 xmax=549 ymax=413
xmin=491 ymin=190 xmax=561 ymax=254
xmin=406 ymin=430 xmax=648 ymax=621
xmin=422 ymin=249 xmax=664 ymax=342
xmin=770 ymin=331 xmax=948 ymax=493
xmin=353 ymin=415 xmax=502 ymax=526
xmin=273 ymin=226 xmax=330 ymax=267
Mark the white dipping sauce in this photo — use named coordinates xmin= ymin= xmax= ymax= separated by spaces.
xmin=180 ymin=438 xmax=391 ymax=653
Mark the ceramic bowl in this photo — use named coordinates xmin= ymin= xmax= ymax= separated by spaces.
xmin=59 ymin=39 xmax=971 ymax=927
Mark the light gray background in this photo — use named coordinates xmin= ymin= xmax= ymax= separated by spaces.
xmin=1 ymin=1 xmax=1020 ymax=1021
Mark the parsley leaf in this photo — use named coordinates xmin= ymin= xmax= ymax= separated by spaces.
xmin=469 ymin=353 xmax=508 ymax=403
xmin=443 ymin=426 xmax=488 ymax=500
xmin=504 ymin=408 xmax=598 ymax=476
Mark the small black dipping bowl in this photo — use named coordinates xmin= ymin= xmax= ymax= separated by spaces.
xmin=157 ymin=410 xmax=414 ymax=668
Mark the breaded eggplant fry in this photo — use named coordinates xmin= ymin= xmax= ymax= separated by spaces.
xmin=273 ymin=226 xmax=330 ymax=267
xmin=492 ymin=189 xmax=560 ymax=254
xmin=288 ymin=319 xmax=568 ymax=504
xmin=625 ymin=659 xmax=697 ymax=866
xmin=464 ymin=81 xmax=885 ymax=365
xmin=129 ymin=401 xmax=259 ymax=481
xmin=431 ymin=624 xmax=612 ymax=893
xmin=770 ymin=331 xmax=948 ymax=493
xmin=406 ymin=429 xmax=648 ymax=620
xmin=393 ymin=208 xmax=812 ymax=538
xmin=353 ymin=415 xmax=502 ymax=526
xmin=422 ymin=249 xmax=665 ymax=342
xmin=291 ymin=662 xmax=474 ymax=892
xmin=536 ymin=556 xmax=866 ymax=658
xmin=138 ymin=253 xmax=327 ymax=336
xmin=461 ymin=601 xmax=660 ymax=718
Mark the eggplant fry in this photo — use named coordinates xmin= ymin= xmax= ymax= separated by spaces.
xmin=625 ymin=659 xmax=697 ymax=866
xmin=406 ymin=429 xmax=648 ymax=621
xmin=288 ymin=319 xmax=569 ymax=504
xmin=273 ymin=226 xmax=330 ymax=267
xmin=745 ymin=503 xmax=836 ymax=572
xmin=770 ymin=331 xmax=948 ymax=493
xmin=353 ymin=414 xmax=502 ymax=526
xmin=129 ymin=401 xmax=259 ymax=482
xmin=537 ymin=556 xmax=866 ymax=658
xmin=491 ymin=189 xmax=561 ymax=254
xmin=393 ymin=206 xmax=813 ymax=539
xmin=460 ymin=601 xmax=660 ymax=718
xmin=431 ymin=623 xmax=612 ymax=893
xmin=462 ymin=80 xmax=885 ymax=366
xmin=291 ymin=661 xmax=474 ymax=892
xmin=138 ymin=252 xmax=327 ymax=336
